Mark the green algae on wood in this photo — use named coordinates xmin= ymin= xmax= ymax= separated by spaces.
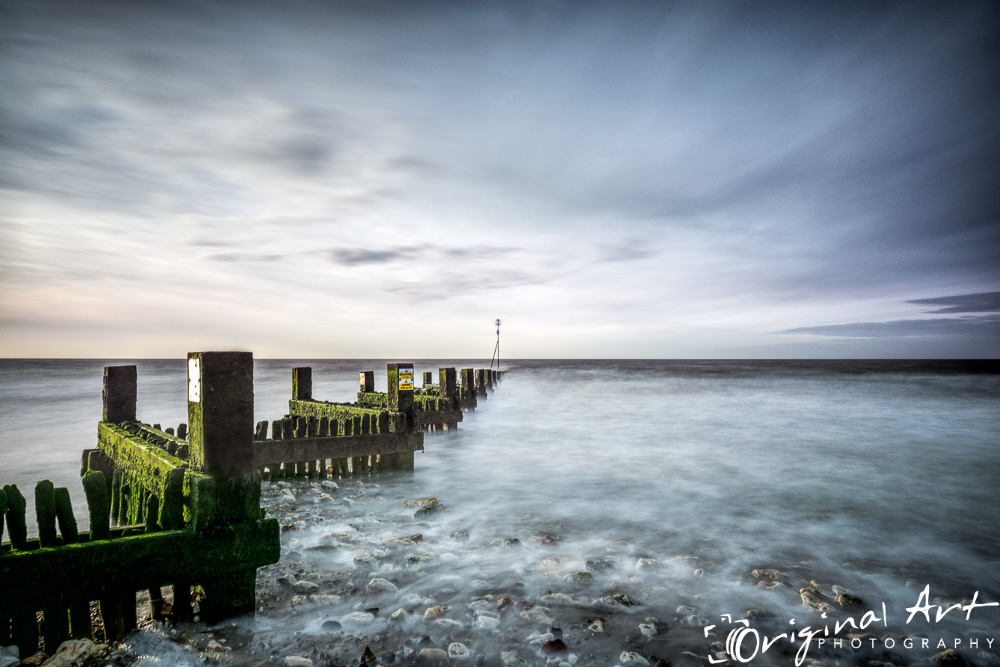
xmin=53 ymin=486 xmax=79 ymax=544
xmin=82 ymin=470 xmax=111 ymax=541
xmin=3 ymin=484 xmax=28 ymax=549
xmin=0 ymin=485 xmax=6 ymax=544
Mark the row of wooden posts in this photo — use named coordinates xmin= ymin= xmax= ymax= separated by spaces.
xmin=1 ymin=353 xmax=504 ymax=657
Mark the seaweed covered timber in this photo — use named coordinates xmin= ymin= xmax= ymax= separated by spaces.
xmin=0 ymin=352 xmax=503 ymax=657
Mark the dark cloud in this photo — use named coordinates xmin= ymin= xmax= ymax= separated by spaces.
xmin=206 ymin=252 xmax=285 ymax=262
xmin=442 ymin=246 xmax=518 ymax=260
xmin=327 ymin=247 xmax=423 ymax=266
xmin=781 ymin=316 xmax=1000 ymax=339
xmin=907 ymin=292 xmax=1000 ymax=314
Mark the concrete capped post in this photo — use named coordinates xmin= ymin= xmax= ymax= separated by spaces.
xmin=103 ymin=365 xmax=137 ymax=423
xmin=187 ymin=351 xmax=259 ymax=525
xmin=360 ymin=371 xmax=375 ymax=393
xmin=292 ymin=367 xmax=312 ymax=400
xmin=387 ymin=362 xmax=414 ymax=414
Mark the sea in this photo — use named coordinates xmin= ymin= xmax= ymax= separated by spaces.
xmin=1 ymin=359 xmax=999 ymax=665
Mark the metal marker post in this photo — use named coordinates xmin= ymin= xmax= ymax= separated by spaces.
xmin=490 ymin=318 xmax=501 ymax=371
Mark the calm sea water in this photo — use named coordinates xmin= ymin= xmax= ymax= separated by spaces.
xmin=2 ymin=359 xmax=998 ymax=658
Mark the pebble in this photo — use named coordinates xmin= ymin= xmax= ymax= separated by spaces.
xmin=321 ymin=620 xmax=342 ymax=631
xmin=501 ymin=651 xmax=527 ymax=666
xmin=423 ymin=605 xmax=445 ymax=620
xmin=588 ymin=619 xmax=605 ymax=632
xmin=36 ymin=639 xmax=98 ymax=667
xmin=367 ymin=577 xmax=399 ymax=592
xmin=434 ymin=618 xmax=464 ymax=630
xmin=292 ymin=581 xmax=320 ymax=594
xmin=563 ymin=571 xmax=594 ymax=585
xmin=342 ymin=611 xmax=376 ymax=624
xmin=619 ymin=651 xmax=651 ymax=666
xmin=419 ymin=647 xmax=448 ymax=663
xmin=448 ymin=642 xmax=471 ymax=658
xmin=636 ymin=558 xmax=658 ymax=570
xmin=477 ymin=615 xmax=501 ymax=631
xmin=639 ymin=623 xmax=657 ymax=638
xmin=541 ymin=638 xmax=569 ymax=654
xmin=321 ymin=480 xmax=338 ymax=490
xmin=520 ymin=610 xmax=554 ymax=624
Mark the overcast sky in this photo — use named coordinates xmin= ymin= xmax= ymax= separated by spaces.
xmin=1 ymin=1 xmax=998 ymax=358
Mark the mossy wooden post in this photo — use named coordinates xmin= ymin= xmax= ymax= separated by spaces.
xmin=475 ymin=369 xmax=487 ymax=397
xmin=359 ymin=371 xmax=375 ymax=394
xmin=103 ymin=365 xmax=137 ymax=423
xmin=422 ymin=371 xmax=433 ymax=386
xmin=186 ymin=351 xmax=260 ymax=621
xmin=3 ymin=484 xmax=27 ymax=550
xmin=387 ymin=362 xmax=414 ymax=427
xmin=292 ymin=367 xmax=312 ymax=401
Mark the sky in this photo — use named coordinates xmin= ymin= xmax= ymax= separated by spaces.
xmin=1 ymin=1 xmax=998 ymax=359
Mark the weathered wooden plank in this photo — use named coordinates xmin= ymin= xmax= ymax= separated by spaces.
xmin=254 ymin=432 xmax=423 ymax=467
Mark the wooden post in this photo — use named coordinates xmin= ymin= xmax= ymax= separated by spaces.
xmin=35 ymin=480 xmax=58 ymax=547
xmin=103 ymin=365 xmax=137 ymax=423
xmin=2 ymin=484 xmax=28 ymax=549
xmin=422 ymin=371 xmax=433 ymax=386
xmin=439 ymin=367 xmax=457 ymax=400
xmin=292 ymin=367 xmax=312 ymax=400
xmin=387 ymin=363 xmax=414 ymax=430
xmin=186 ymin=351 xmax=260 ymax=619
xmin=359 ymin=371 xmax=375 ymax=393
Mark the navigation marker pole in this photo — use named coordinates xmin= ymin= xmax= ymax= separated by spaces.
xmin=490 ymin=318 xmax=501 ymax=372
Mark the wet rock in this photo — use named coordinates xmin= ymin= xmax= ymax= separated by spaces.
xmin=318 ymin=493 xmax=332 ymax=501
xmin=636 ymin=558 xmax=658 ymax=570
xmin=520 ymin=610 xmax=554 ymax=624
xmin=588 ymin=618 xmax=605 ymax=633
xmin=361 ymin=646 xmax=376 ymax=664
xmin=418 ymin=647 xmax=448 ymax=663
xmin=751 ymin=568 xmax=785 ymax=586
xmin=343 ymin=611 xmax=376 ymax=624
xmin=563 ymin=571 xmax=593 ymax=585
xmin=283 ymin=657 xmax=314 ymax=667
xmin=389 ymin=609 xmax=408 ymax=622
xmin=277 ymin=574 xmax=297 ymax=587
xmin=497 ymin=597 xmax=514 ymax=612
xmin=931 ymin=650 xmax=967 ymax=667
xmin=321 ymin=620 xmax=342 ymax=631
xmin=542 ymin=638 xmax=569 ymax=654
xmin=501 ymin=651 xmax=528 ymax=666
xmin=586 ymin=558 xmax=616 ymax=572
xmin=433 ymin=618 xmax=464 ymax=631
xmin=639 ymin=622 xmax=657 ymax=638
xmin=654 ymin=661 xmax=670 ymax=667
xmin=423 ymin=605 xmax=445 ymax=620
xmin=746 ymin=609 xmax=777 ymax=621
xmin=504 ymin=538 xmax=521 ymax=548
xmin=835 ymin=593 xmax=868 ymax=611
xmin=799 ymin=586 xmax=833 ymax=612
xmin=39 ymin=639 xmax=97 ymax=667
xmin=293 ymin=580 xmax=320 ymax=595
xmin=451 ymin=530 xmax=470 ymax=541
xmin=476 ymin=615 xmax=501 ymax=631
xmin=368 ymin=577 xmax=399 ymax=593
xmin=620 ymin=651 xmax=651 ymax=666
xmin=321 ymin=480 xmax=338 ymax=490
xmin=448 ymin=642 xmax=471 ymax=658
xmin=20 ymin=653 xmax=47 ymax=666
xmin=600 ymin=592 xmax=640 ymax=609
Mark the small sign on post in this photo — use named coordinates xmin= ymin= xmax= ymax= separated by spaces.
xmin=188 ymin=358 xmax=201 ymax=403
xmin=399 ymin=367 xmax=414 ymax=391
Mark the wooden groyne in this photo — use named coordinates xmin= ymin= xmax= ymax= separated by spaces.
xmin=1 ymin=353 xmax=504 ymax=656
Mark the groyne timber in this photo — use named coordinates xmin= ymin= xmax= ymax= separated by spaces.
xmin=0 ymin=352 xmax=504 ymax=657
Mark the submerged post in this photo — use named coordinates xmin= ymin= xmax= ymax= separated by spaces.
xmin=439 ymin=367 xmax=457 ymax=399
xmin=103 ymin=366 xmax=137 ymax=423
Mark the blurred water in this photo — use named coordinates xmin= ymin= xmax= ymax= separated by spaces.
xmin=2 ymin=358 xmax=998 ymax=653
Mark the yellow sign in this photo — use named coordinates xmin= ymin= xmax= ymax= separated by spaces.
xmin=399 ymin=380 xmax=414 ymax=390
xmin=399 ymin=367 xmax=413 ymax=391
